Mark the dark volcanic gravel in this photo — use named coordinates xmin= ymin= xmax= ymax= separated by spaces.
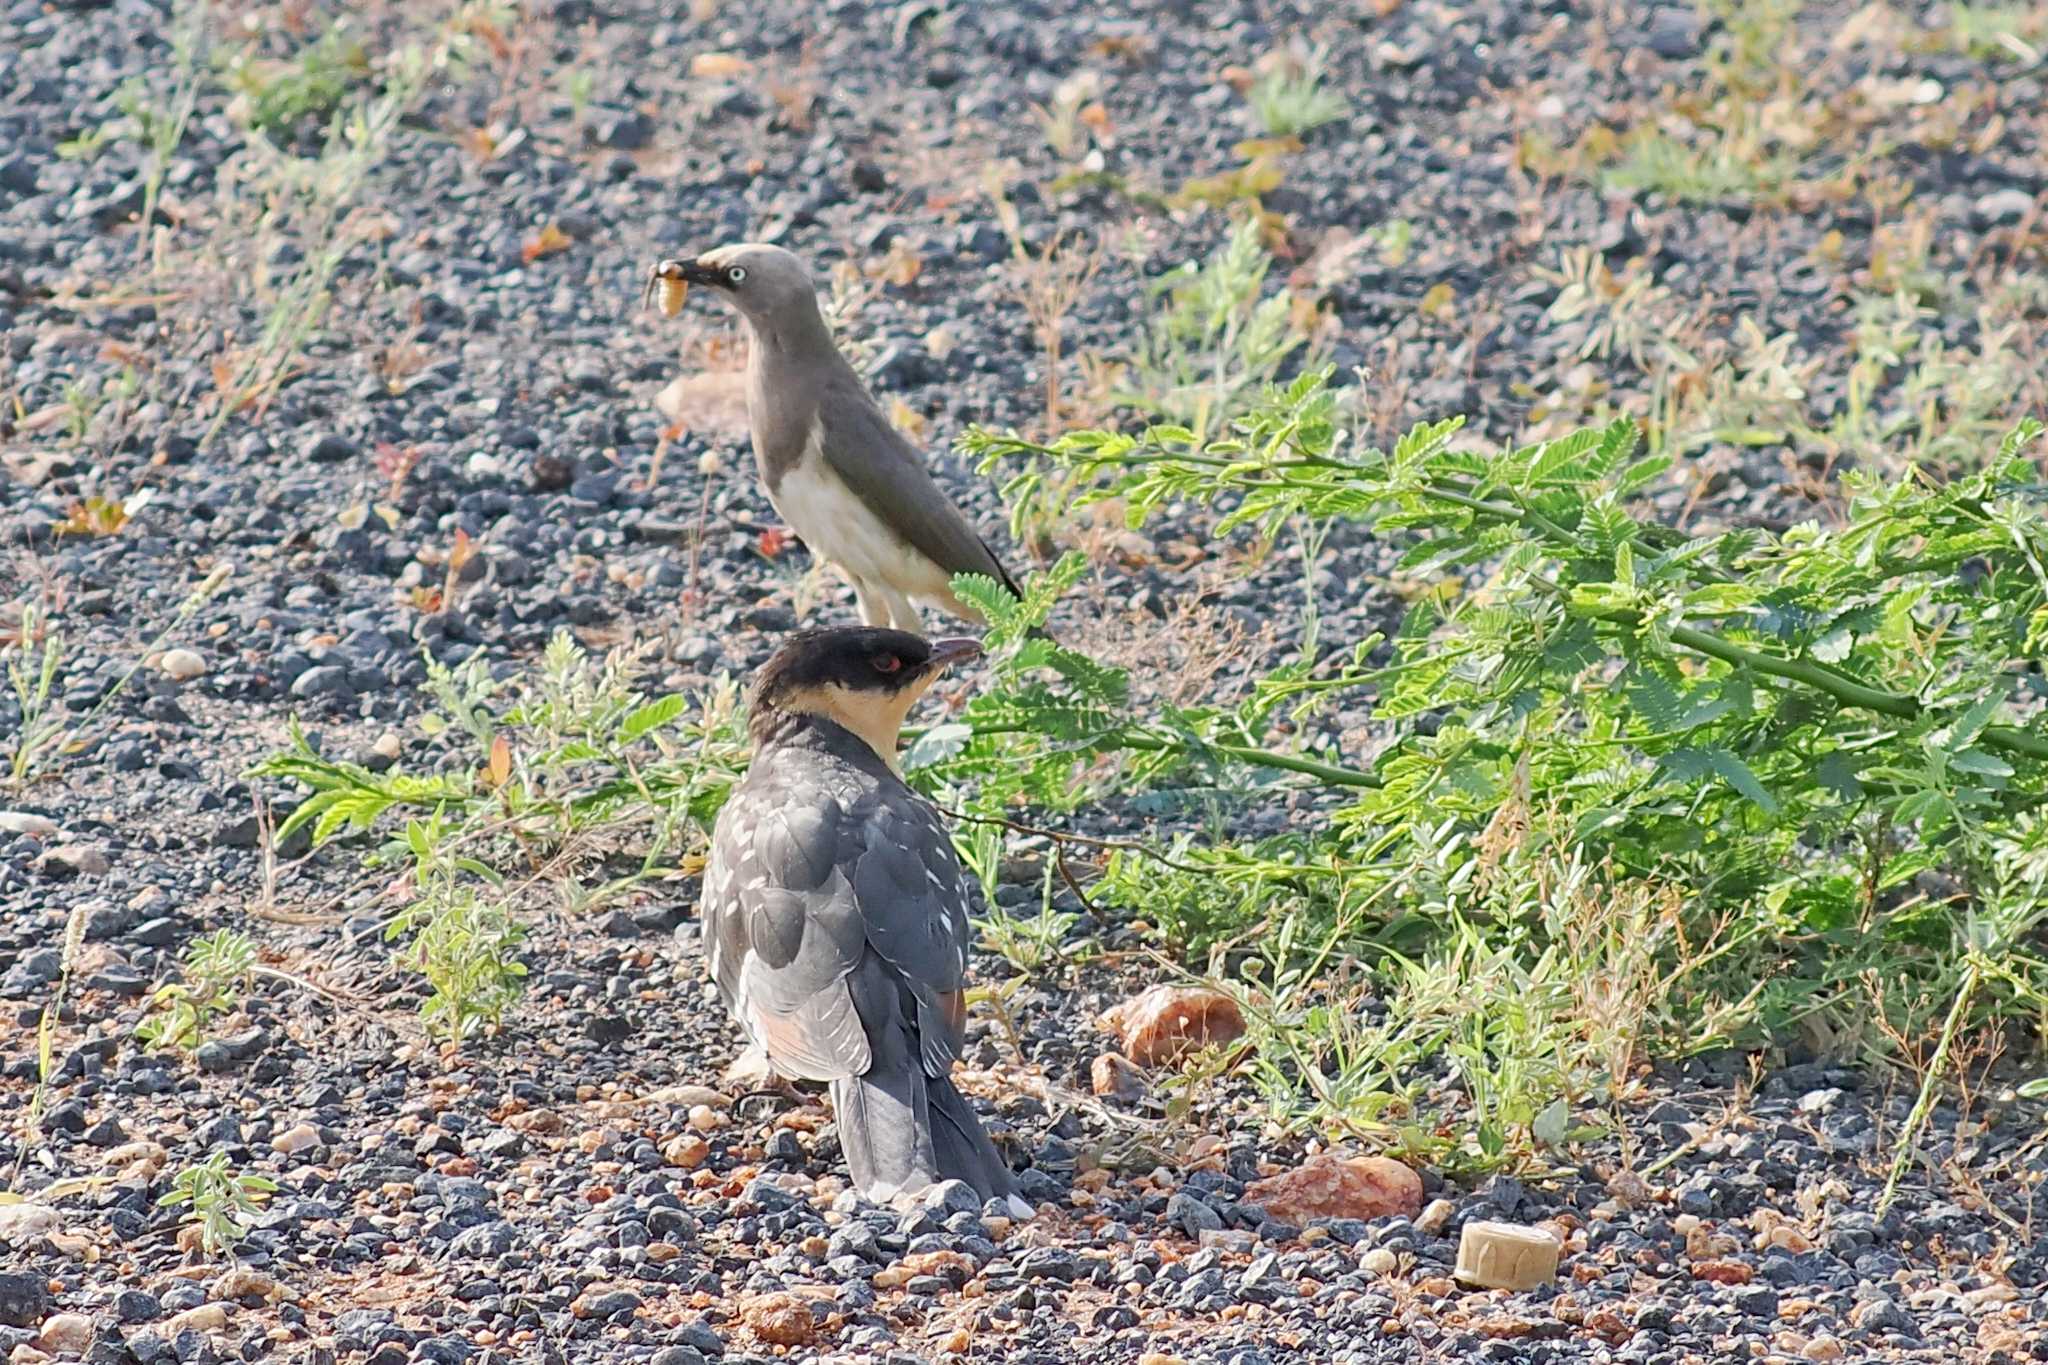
xmin=3 ymin=0 xmax=2046 ymax=1363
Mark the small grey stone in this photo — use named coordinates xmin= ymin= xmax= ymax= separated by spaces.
xmin=290 ymin=666 xmax=354 ymax=699
xmin=579 ymin=1289 xmax=641 ymax=1317
xmin=449 ymin=1220 xmax=518 ymax=1258
xmin=1642 ymin=7 xmax=1702 ymax=58
xmin=193 ymin=1040 xmax=238 ymax=1073
xmin=1975 ymin=188 xmax=2034 ymax=227
xmin=920 ymin=1179 xmax=980 ymax=1218
xmin=0 ymin=1272 xmax=49 ymax=1327
xmin=1167 ymin=1191 xmax=1224 ymax=1238
xmin=592 ymin=110 xmax=654 ymax=150
xmin=303 ymin=433 xmax=357 ymax=464
xmin=1855 ymin=1297 xmax=1917 ymax=1337
xmin=128 ymin=916 xmax=185 ymax=947
xmin=1732 ymin=1284 xmax=1780 ymax=1318
xmin=668 ymin=1320 xmax=725 ymax=1356
xmin=114 ymin=1289 xmax=162 ymax=1323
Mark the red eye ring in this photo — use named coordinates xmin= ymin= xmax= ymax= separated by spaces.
xmin=873 ymin=654 xmax=901 ymax=673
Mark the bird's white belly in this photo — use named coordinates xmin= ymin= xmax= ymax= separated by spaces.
xmin=768 ymin=454 xmax=951 ymax=600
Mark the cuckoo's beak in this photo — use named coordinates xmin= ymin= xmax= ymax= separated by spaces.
xmin=923 ymin=637 xmax=984 ymax=673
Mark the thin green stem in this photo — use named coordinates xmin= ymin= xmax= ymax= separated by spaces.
xmin=1879 ymin=956 xmax=1979 ymax=1213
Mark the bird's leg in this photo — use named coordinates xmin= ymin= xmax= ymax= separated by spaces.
xmin=874 ymin=586 xmax=922 ymax=632
xmin=849 ymin=579 xmax=892 ymax=628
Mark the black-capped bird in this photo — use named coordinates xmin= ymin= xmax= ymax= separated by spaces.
xmin=654 ymin=245 xmax=1023 ymax=629
xmin=703 ymin=627 xmax=1022 ymax=1208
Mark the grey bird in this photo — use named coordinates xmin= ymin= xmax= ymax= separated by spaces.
xmin=660 ymin=244 xmax=1023 ymax=629
xmin=703 ymin=627 xmax=1025 ymax=1210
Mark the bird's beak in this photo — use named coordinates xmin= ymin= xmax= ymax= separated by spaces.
xmin=673 ymin=258 xmax=727 ymax=287
xmin=924 ymin=637 xmax=983 ymax=672
xmin=644 ymin=258 xmax=727 ymax=312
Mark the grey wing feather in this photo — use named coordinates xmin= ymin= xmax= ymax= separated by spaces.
xmin=705 ymin=772 xmax=870 ymax=1082
xmin=703 ymin=755 xmax=977 ymax=1084
xmin=816 ymin=378 xmax=1023 ymax=599
xmin=849 ymin=794 xmax=974 ymax=1075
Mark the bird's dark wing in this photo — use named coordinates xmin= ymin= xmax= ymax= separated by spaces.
xmin=815 ymin=377 xmax=1024 ymax=601
xmin=704 ymin=747 xmax=976 ymax=1082
xmin=845 ymin=787 xmax=974 ymax=1076
xmin=705 ymin=772 xmax=871 ymax=1081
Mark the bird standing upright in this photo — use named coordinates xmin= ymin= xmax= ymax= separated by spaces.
xmin=702 ymin=627 xmax=1021 ymax=1208
xmin=656 ymin=245 xmax=1023 ymax=629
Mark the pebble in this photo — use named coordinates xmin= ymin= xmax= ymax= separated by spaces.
xmin=1975 ymin=188 xmax=2034 ymax=226
xmin=34 ymin=1314 xmax=91 ymax=1354
xmin=0 ymin=1272 xmax=50 ymax=1328
xmin=0 ymin=813 xmax=59 ymax=839
xmin=113 ymin=1290 xmax=161 ymax=1323
xmin=289 ymin=665 xmax=354 ymax=699
xmin=210 ymin=1269 xmax=278 ymax=1302
xmin=158 ymin=648 xmax=207 ymax=682
xmin=1851 ymin=1297 xmax=1916 ymax=1335
xmin=37 ymin=844 xmax=110 ymax=878
xmin=162 ymin=1304 xmax=229 ymax=1336
xmin=271 ymin=1122 xmax=322 ymax=1155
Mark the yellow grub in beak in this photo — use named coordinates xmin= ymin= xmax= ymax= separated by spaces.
xmin=645 ymin=260 xmax=690 ymax=317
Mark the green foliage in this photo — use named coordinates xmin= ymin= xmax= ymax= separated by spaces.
xmin=387 ymin=887 xmax=526 ymax=1044
xmin=974 ymin=856 xmax=1095 ymax=975
xmin=158 ymin=1152 xmax=277 ymax=1257
xmin=4 ymin=605 xmax=64 ymax=785
xmin=1943 ymin=4 xmax=2045 ymax=61
xmin=218 ymin=24 xmax=371 ymax=141
xmin=1601 ymin=124 xmax=1798 ymax=204
xmin=966 ymin=365 xmax=2048 ymax=1166
xmin=135 ymin=930 xmax=257 ymax=1053
xmin=7 ymin=572 xmax=228 ymax=787
xmin=1247 ymin=51 xmax=1349 ymax=138
xmin=254 ymin=630 xmax=746 ymax=1045
xmin=1115 ymin=219 xmax=1322 ymax=440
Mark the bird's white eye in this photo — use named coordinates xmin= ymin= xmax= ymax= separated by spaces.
xmin=727 ymin=266 xmax=747 ymax=284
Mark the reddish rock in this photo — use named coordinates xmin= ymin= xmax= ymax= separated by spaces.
xmin=1242 ymin=1154 xmax=1422 ymax=1224
xmin=1099 ymin=986 xmax=1245 ymax=1067
xmin=741 ymin=1293 xmax=816 ymax=1346
xmin=1692 ymin=1258 xmax=1755 ymax=1284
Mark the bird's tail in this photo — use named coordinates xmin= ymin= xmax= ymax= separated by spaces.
xmin=926 ymin=1071 xmax=1015 ymax=1199
xmin=829 ymin=1066 xmax=1014 ymax=1204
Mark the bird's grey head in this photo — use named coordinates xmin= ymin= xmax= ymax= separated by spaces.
xmin=673 ymin=243 xmax=820 ymax=330
xmin=749 ymin=627 xmax=981 ymax=764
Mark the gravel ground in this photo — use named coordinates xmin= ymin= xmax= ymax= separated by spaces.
xmin=4 ymin=0 xmax=2047 ymax=1363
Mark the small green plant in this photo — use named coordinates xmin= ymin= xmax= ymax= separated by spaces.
xmin=1247 ymin=49 xmax=1349 ymax=138
xmin=136 ymin=929 xmax=258 ymax=1053
xmin=561 ymin=66 xmax=596 ymax=121
xmin=159 ymin=1153 xmax=277 ymax=1257
xmin=4 ymin=604 xmax=64 ymax=785
xmin=117 ymin=1 xmax=208 ymax=264
xmin=1944 ymin=4 xmax=2044 ymax=62
xmin=201 ymin=8 xmax=490 ymax=443
xmin=1601 ymin=122 xmax=1800 ymax=204
xmin=5 ymin=567 xmax=230 ymax=786
xmin=255 ymin=630 xmax=747 ymax=1045
xmin=387 ymin=887 xmax=526 ymax=1044
xmin=218 ymin=24 xmax=371 ymax=141
xmin=56 ymin=122 xmax=116 ymax=161
xmin=1535 ymin=247 xmax=1674 ymax=370
xmin=1115 ymin=218 xmax=1323 ymax=441
xmin=974 ymin=859 xmax=1094 ymax=976
xmin=10 ymin=903 xmax=88 ymax=1188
